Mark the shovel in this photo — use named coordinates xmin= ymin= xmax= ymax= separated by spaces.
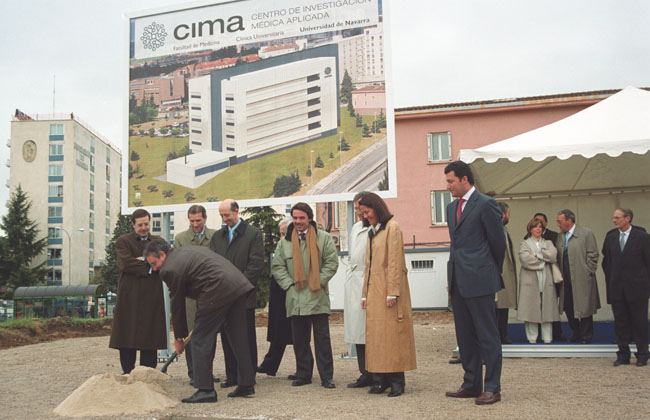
xmin=160 ymin=331 xmax=192 ymax=374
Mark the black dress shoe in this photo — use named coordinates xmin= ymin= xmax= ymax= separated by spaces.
xmin=445 ymin=387 xmax=482 ymax=398
xmin=448 ymin=357 xmax=462 ymax=364
xmin=256 ymin=366 xmax=276 ymax=376
xmin=569 ymin=335 xmax=581 ymax=343
xmin=291 ymin=378 xmax=312 ymax=386
xmin=227 ymin=385 xmax=255 ymax=398
xmin=388 ymin=384 xmax=404 ymax=397
xmin=287 ymin=374 xmax=298 ymax=380
xmin=368 ymin=384 xmax=390 ymax=394
xmin=189 ymin=378 xmax=194 ymax=387
xmin=321 ymin=379 xmax=336 ymax=389
xmin=613 ymin=357 xmax=630 ymax=366
xmin=581 ymin=337 xmax=593 ymax=344
xmin=220 ymin=379 xmax=237 ymax=388
xmin=636 ymin=357 xmax=648 ymax=367
xmin=213 ymin=376 xmax=221 ymax=383
xmin=181 ymin=390 xmax=218 ymax=403
xmin=347 ymin=376 xmax=372 ymax=388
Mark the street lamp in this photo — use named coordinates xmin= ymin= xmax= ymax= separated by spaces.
xmin=57 ymin=227 xmax=85 ymax=286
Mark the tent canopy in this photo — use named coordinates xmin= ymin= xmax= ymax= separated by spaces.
xmin=459 ymin=86 xmax=650 ymax=197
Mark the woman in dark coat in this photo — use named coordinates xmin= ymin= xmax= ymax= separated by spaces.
xmin=257 ymin=218 xmax=295 ymax=377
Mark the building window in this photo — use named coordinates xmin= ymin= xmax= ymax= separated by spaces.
xmin=48 ymin=227 xmax=62 ymax=239
xmin=106 ymin=200 xmax=110 ymax=217
xmin=191 ymin=129 xmax=202 ymax=134
xmin=307 ymin=86 xmax=321 ymax=94
xmin=308 ymin=110 xmax=321 ymax=118
xmin=430 ymin=190 xmax=452 ymax=225
xmin=89 ymin=193 xmax=94 ymax=210
xmin=89 ymin=212 xmax=94 ymax=230
xmin=90 ymin=174 xmax=95 ymax=191
xmin=48 ymin=185 xmax=63 ymax=198
xmin=226 ymin=121 xmax=234 ymax=126
xmin=106 ymin=183 xmax=110 ymax=198
xmin=225 ymin=107 xmax=234 ymax=114
xmin=106 ymin=218 xmax=111 ymax=235
xmin=427 ymin=132 xmax=451 ymax=162
xmin=90 ymin=156 xmax=95 ymax=173
xmin=48 ymin=269 xmax=62 ymax=285
xmin=308 ymin=121 xmax=321 ymax=130
xmin=106 ymin=153 xmax=110 ymax=164
xmin=411 ymin=259 xmax=435 ymax=271
xmin=48 ymin=206 xmax=63 ymax=218
xmin=307 ymin=98 xmax=320 ymax=106
xmin=49 ymin=124 xmax=64 ymax=136
xmin=191 ymin=118 xmax=201 ymax=122
xmin=48 ymin=248 xmax=62 ymax=260
xmin=48 ymin=164 xmax=63 ymax=176
xmin=191 ymin=106 xmax=201 ymax=110
xmin=49 ymin=144 xmax=63 ymax=156
xmin=105 ymin=165 xmax=110 ymax=181
xmin=307 ymin=74 xmax=320 ymax=82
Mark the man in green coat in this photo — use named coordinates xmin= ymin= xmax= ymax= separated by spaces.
xmin=271 ymin=202 xmax=339 ymax=389
xmin=173 ymin=205 xmax=217 ymax=386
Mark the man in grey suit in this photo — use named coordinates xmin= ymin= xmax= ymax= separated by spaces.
xmin=210 ymin=199 xmax=264 ymax=389
xmin=444 ymin=161 xmax=506 ymax=405
xmin=173 ymin=205 xmax=217 ymax=385
xmin=556 ymin=209 xmax=600 ymax=343
xmin=145 ymin=240 xmax=256 ymax=403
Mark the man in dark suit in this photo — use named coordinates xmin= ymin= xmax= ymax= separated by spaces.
xmin=145 ymin=240 xmax=256 ymax=403
xmin=108 ymin=208 xmax=166 ymax=374
xmin=210 ymin=199 xmax=264 ymax=389
xmin=444 ymin=161 xmax=506 ymax=405
xmin=602 ymin=208 xmax=650 ymax=367
xmin=533 ymin=213 xmax=565 ymax=341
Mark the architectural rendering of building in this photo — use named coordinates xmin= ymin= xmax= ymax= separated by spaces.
xmin=129 ymin=74 xmax=186 ymax=107
xmin=167 ymin=45 xmax=339 ymax=188
xmin=9 ymin=113 xmax=121 ymax=286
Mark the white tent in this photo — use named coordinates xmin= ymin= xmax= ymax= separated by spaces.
xmin=459 ymin=86 xmax=650 ymax=321
xmin=459 ymin=86 xmax=650 ymax=197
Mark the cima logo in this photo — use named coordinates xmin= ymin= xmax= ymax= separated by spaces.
xmin=141 ymin=22 xmax=167 ymax=51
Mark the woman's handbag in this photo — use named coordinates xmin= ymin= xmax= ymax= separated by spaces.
xmin=551 ymin=263 xmax=564 ymax=284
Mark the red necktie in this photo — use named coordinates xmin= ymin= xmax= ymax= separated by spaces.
xmin=456 ymin=198 xmax=465 ymax=223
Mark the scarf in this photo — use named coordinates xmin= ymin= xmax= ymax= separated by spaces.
xmin=291 ymin=224 xmax=321 ymax=294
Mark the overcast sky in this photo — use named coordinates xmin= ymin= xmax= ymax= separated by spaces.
xmin=1 ymin=0 xmax=649 ymax=223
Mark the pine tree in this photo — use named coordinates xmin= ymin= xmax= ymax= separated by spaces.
xmin=0 ymin=185 xmax=48 ymax=295
xmin=378 ymin=169 xmax=389 ymax=191
xmin=240 ymin=206 xmax=283 ymax=308
xmin=100 ymin=214 xmax=133 ymax=292
xmin=314 ymin=155 xmax=325 ymax=168
xmin=341 ymin=70 xmax=353 ymax=103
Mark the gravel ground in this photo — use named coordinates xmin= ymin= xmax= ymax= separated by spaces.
xmin=1 ymin=320 xmax=647 ymax=420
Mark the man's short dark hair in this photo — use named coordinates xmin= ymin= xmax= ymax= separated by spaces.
xmin=353 ymin=191 xmax=371 ymax=203
xmin=187 ymin=205 xmax=207 ymax=218
xmin=444 ymin=160 xmax=475 ymax=185
xmin=357 ymin=192 xmax=393 ymax=227
xmin=497 ymin=201 xmax=509 ymax=215
xmin=534 ymin=212 xmax=548 ymax=222
xmin=144 ymin=239 xmax=171 ymax=259
xmin=229 ymin=200 xmax=239 ymax=211
xmin=131 ymin=209 xmax=151 ymax=224
xmin=558 ymin=209 xmax=576 ymax=223
xmin=617 ymin=207 xmax=634 ymax=221
xmin=291 ymin=202 xmax=313 ymax=221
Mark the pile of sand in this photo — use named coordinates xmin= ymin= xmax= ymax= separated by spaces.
xmin=53 ymin=366 xmax=178 ymax=418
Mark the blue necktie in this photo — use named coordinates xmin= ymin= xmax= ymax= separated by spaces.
xmin=564 ymin=234 xmax=569 ymax=248
xmin=619 ymin=232 xmax=625 ymax=251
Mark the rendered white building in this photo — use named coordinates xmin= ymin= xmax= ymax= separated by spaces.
xmin=168 ymin=45 xmax=339 ymax=188
xmin=8 ymin=114 xmax=122 ymax=286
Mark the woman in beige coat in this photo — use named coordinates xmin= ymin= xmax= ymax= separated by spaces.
xmin=359 ymin=192 xmax=416 ymax=397
xmin=517 ymin=218 xmax=561 ymax=343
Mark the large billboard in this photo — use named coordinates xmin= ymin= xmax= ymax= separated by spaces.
xmin=124 ymin=0 xmax=395 ymax=212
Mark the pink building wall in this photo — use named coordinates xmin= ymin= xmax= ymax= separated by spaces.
xmin=386 ymin=93 xmax=614 ymax=246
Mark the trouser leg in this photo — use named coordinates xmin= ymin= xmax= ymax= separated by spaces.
xmin=541 ymin=323 xmax=553 ymax=342
xmin=119 ymin=348 xmax=137 ymax=374
xmin=139 ymin=349 xmax=157 ymax=369
xmin=579 ymin=316 xmax=594 ymax=342
xmin=496 ymin=308 xmax=509 ymax=340
xmin=185 ymin=341 xmax=194 ymax=379
xmin=221 ymin=328 xmax=238 ymax=382
xmin=629 ymin=298 xmax=649 ymax=357
xmin=524 ymin=322 xmax=539 ymax=343
xmin=260 ymin=341 xmax=287 ymax=374
xmin=245 ymin=308 xmax=258 ymax=370
xmin=356 ymin=344 xmax=369 ymax=377
xmin=312 ymin=313 xmax=334 ymax=381
xmin=290 ymin=316 xmax=314 ymax=380
xmin=193 ymin=305 xmax=229 ymax=391
xmin=224 ymin=294 xmax=255 ymax=387
xmin=563 ymin=277 xmax=580 ymax=338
